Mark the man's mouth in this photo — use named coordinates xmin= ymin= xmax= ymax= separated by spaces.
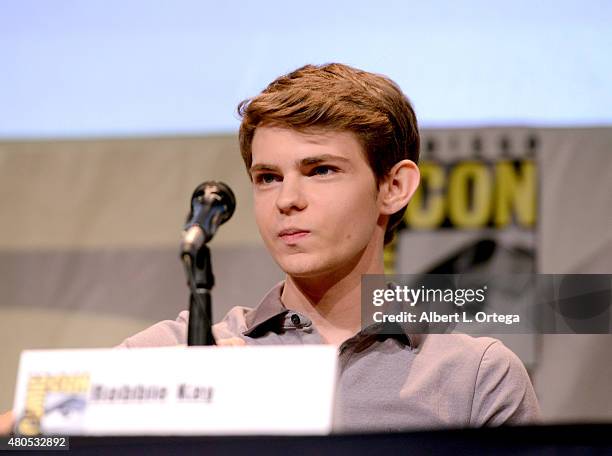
xmin=278 ymin=228 xmax=310 ymax=243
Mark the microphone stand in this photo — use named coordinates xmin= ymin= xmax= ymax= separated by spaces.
xmin=182 ymin=245 xmax=216 ymax=346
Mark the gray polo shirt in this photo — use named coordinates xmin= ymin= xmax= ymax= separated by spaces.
xmin=119 ymin=282 xmax=541 ymax=431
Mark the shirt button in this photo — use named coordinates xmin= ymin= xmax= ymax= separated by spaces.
xmin=290 ymin=314 xmax=301 ymax=327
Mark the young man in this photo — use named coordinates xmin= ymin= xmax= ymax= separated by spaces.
xmin=118 ymin=63 xmax=540 ymax=430
xmin=0 ymin=63 xmax=540 ymax=434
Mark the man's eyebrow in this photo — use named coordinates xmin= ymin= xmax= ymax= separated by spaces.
xmin=299 ymin=154 xmax=350 ymax=166
xmin=250 ymin=154 xmax=350 ymax=174
xmin=249 ymin=163 xmax=280 ymax=174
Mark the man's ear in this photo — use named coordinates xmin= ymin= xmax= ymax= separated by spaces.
xmin=379 ymin=159 xmax=420 ymax=215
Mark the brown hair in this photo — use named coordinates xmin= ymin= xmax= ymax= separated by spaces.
xmin=237 ymin=63 xmax=419 ymax=244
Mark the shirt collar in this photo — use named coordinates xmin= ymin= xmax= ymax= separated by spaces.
xmin=242 ymin=281 xmax=422 ymax=349
xmin=243 ymin=281 xmax=287 ymax=336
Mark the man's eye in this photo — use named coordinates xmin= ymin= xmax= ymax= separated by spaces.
xmin=311 ymin=166 xmax=336 ymax=176
xmin=256 ymin=173 xmax=280 ymax=184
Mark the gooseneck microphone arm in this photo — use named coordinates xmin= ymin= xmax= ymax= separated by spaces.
xmin=180 ymin=182 xmax=236 ymax=346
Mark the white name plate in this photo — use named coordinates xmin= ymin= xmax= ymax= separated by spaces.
xmin=12 ymin=345 xmax=337 ymax=436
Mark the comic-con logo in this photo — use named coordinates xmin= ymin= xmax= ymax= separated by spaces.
xmin=17 ymin=374 xmax=90 ymax=436
xmin=405 ymin=158 xmax=536 ymax=230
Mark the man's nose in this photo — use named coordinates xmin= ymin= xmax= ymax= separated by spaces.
xmin=275 ymin=176 xmax=307 ymax=214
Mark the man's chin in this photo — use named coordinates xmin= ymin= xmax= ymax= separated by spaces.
xmin=276 ymin=256 xmax=327 ymax=279
xmin=280 ymin=265 xmax=323 ymax=279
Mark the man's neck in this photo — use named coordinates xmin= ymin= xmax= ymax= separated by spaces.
xmin=280 ymin=247 xmax=384 ymax=346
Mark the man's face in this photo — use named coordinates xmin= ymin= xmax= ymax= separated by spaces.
xmin=250 ymin=126 xmax=385 ymax=280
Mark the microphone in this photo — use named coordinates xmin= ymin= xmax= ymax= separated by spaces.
xmin=180 ymin=182 xmax=235 ymax=346
xmin=180 ymin=181 xmax=236 ymax=257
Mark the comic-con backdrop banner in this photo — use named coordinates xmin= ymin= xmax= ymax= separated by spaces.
xmin=389 ymin=128 xmax=538 ymax=276
xmin=383 ymin=128 xmax=541 ymax=364
xmin=385 ymin=127 xmax=611 ymax=366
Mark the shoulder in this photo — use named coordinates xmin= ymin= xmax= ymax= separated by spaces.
xmin=419 ymin=332 xmax=497 ymax=351
xmin=116 ymin=311 xmax=190 ymax=348
xmin=418 ymin=333 xmax=529 ymax=371
xmin=465 ymin=336 xmax=541 ymax=426
xmin=117 ymin=306 xmax=253 ymax=348
xmin=416 ymin=334 xmax=540 ymax=426
xmin=416 ymin=333 xmax=501 ymax=368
